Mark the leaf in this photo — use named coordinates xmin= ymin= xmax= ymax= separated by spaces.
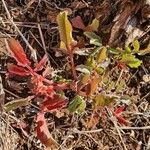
xmin=132 ymin=40 xmax=140 ymax=52
xmin=34 ymin=54 xmax=48 ymax=72
xmin=74 ymin=48 xmax=91 ymax=56
xmin=80 ymin=74 xmax=90 ymax=84
xmin=36 ymin=112 xmax=58 ymax=148
xmin=88 ymin=77 xmax=100 ymax=96
xmin=86 ymin=18 xmax=99 ymax=32
xmin=7 ymin=64 xmax=31 ymax=76
xmin=86 ymin=57 xmax=96 ymax=69
xmin=94 ymin=94 xmax=114 ymax=108
xmin=4 ymin=96 xmax=34 ymax=112
xmin=84 ymin=32 xmax=102 ymax=46
xmin=114 ymin=106 xmax=127 ymax=125
xmin=8 ymin=38 xmax=31 ymax=67
xmin=68 ymin=95 xmax=86 ymax=113
xmin=121 ymin=54 xmax=142 ymax=68
xmin=41 ymin=94 xmax=67 ymax=112
xmin=76 ymin=65 xmax=91 ymax=74
xmin=57 ymin=11 xmax=76 ymax=50
xmin=108 ymin=48 xmax=121 ymax=55
xmin=114 ymin=106 xmax=125 ymax=115
xmin=125 ymin=46 xmax=131 ymax=53
xmin=97 ymin=47 xmax=107 ymax=63
xmin=116 ymin=115 xmax=127 ymax=125
xmin=71 ymin=16 xmax=85 ymax=30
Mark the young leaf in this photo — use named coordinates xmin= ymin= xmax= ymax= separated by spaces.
xmin=68 ymin=95 xmax=86 ymax=113
xmin=76 ymin=65 xmax=91 ymax=74
xmin=71 ymin=16 xmax=85 ymax=30
xmin=86 ymin=18 xmax=99 ymax=32
xmin=57 ymin=11 xmax=76 ymax=50
xmin=121 ymin=54 xmax=142 ymax=68
xmin=7 ymin=64 xmax=31 ymax=76
xmin=8 ymin=38 xmax=31 ymax=67
xmin=84 ymin=32 xmax=102 ymax=46
xmin=133 ymin=40 xmax=140 ymax=52
xmin=86 ymin=57 xmax=96 ymax=69
xmin=125 ymin=46 xmax=131 ymax=53
xmin=4 ymin=96 xmax=34 ymax=112
xmin=34 ymin=54 xmax=48 ymax=72
xmin=36 ymin=112 xmax=58 ymax=148
xmin=94 ymin=94 xmax=114 ymax=108
xmin=97 ymin=47 xmax=107 ymax=63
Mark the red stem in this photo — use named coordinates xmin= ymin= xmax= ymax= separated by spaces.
xmin=67 ymin=46 xmax=77 ymax=81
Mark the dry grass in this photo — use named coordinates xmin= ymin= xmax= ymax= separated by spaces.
xmin=0 ymin=0 xmax=150 ymax=150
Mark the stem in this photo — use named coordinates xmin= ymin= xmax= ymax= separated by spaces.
xmin=26 ymin=65 xmax=68 ymax=90
xmin=69 ymin=52 xmax=77 ymax=81
xmin=67 ymin=45 xmax=77 ymax=81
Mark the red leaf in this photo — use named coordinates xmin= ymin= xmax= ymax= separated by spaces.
xmin=114 ymin=106 xmax=125 ymax=115
xmin=116 ymin=115 xmax=127 ymax=125
xmin=7 ymin=64 xmax=31 ymax=76
xmin=34 ymin=54 xmax=48 ymax=72
xmin=41 ymin=94 xmax=67 ymax=111
xmin=114 ymin=106 xmax=127 ymax=125
xmin=36 ymin=112 xmax=58 ymax=148
xmin=71 ymin=16 xmax=85 ymax=30
xmin=8 ymin=38 xmax=31 ymax=67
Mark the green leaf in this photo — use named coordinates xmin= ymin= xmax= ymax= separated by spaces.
xmin=68 ymin=95 xmax=86 ymax=113
xmin=133 ymin=40 xmax=140 ymax=52
xmin=76 ymin=65 xmax=91 ymax=74
xmin=4 ymin=96 xmax=34 ymax=111
xmin=121 ymin=54 xmax=142 ymax=68
xmin=84 ymin=32 xmax=102 ymax=46
xmin=97 ymin=47 xmax=107 ymax=63
xmin=57 ymin=11 xmax=76 ymax=50
xmin=94 ymin=94 xmax=114 ymax=107
xmin=125 ymin=46 xmax=131 ymax=53
xmin=86 ymin=57 xmax=96 ymax=69
xmin=108 ymin=48 xmax=121 ymax=55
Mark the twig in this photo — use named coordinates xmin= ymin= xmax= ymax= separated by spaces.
xmin=73 ymin=128 xmax=103 ymax=134
xmin=37 ymin=23 xmax=51 ymax=66
xmin=117 ymin=126 xmax=150 ymax=130
xmin=115 ymin=69 xmax=124 ymax=87
xmin=105 ymin=107 xmax=128 ymax=150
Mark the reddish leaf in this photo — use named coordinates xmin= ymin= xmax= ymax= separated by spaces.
xmin=34 ymin=54 xmax=48 ymax=72
xmin=8 ymin=38 xmax=31 ymax=67
xmin=71 ymin=16 xmax=85 ymax=30
xmin=7 ymin=64 xmax=31 ymax=76
xmin=41 ymin=94 xmax=67 ymax=111
xmin=114 ymin=106 xmax=125 ymax=115
xmin=116 ymin=115 xmax=127 ymax=125
xmin=114 ymin=106 xmax=127 ymax=125
xmin=36 ymin=112 xmax=58 ymax=148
